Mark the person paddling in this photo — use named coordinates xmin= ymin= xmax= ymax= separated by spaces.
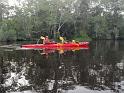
xmin=43 ymin=36 xmax=50 ymax=44
xmin=40 ymin=36 xmax=50 ymax=44
xmin=59 ymin=36 xmax=65 ymax=44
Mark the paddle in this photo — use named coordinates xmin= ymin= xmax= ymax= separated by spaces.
xmin=40 ymin=36 xmax=45 ymax=40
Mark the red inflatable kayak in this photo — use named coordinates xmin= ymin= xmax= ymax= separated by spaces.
xmin=21 ymin=42 xmax=89 ymax=49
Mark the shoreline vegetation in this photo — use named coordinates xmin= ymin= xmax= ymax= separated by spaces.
xmin=1 ymin=0 xmax=124 ymax=42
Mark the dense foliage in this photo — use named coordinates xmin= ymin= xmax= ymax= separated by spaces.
xmin=0 ymin=0 xmax=124 ymax=41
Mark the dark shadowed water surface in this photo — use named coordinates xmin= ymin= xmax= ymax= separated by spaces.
xmin=0 ymin=40 xmax=124 ymax=93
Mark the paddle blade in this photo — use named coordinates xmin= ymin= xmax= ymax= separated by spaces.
xmin=40 ymin=36 xmax=45 ymax=39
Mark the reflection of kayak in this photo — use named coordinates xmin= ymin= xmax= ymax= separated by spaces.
xmin=39 ymin=46 xmax=89 ymax=55
xmin=21 ymin=42 xmax=89 ymax=49
xmin=40 ymin=49 xmax=56 ymax=55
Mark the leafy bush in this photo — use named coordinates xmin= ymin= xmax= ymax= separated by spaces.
xmin=73 ymin=32 xmax=91 ymax=42
xmin=0 ymin=29 xmax=17 ymax=41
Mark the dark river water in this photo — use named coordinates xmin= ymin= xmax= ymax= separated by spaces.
xmin=0 ymin=40 xmax=124 ymax=93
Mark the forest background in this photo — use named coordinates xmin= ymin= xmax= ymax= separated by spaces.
xmin=0 ymin=0 xmax=124 ymax=42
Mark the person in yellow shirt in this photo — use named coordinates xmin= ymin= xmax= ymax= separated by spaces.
xmin=59 ymin=36 xmax=65 ymax=44
xmin=72 ymin=40 xmax=76 ymax=43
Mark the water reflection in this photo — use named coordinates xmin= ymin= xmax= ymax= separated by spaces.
xmin=38 ymin=46 xmax=89 ymax=57
xmin=0 ymin=40 xmax=124 ymax=93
